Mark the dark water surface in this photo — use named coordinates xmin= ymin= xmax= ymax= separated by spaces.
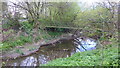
xmin=4 ymin=38 xmax=97 ymax=66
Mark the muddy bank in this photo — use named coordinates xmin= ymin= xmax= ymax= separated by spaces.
xmin=2 ymin=34 xmax=75 ymax=61
xmin=2 ymin=35 xmax=100 ymax=66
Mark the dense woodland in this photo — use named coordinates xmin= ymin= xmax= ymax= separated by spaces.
xmin=1 ymin=0 xmax=119 ymax=66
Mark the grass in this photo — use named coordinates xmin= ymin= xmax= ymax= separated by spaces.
xmin=1 ymin=35 xmax=33 ymax=51
xmin=47 ymin=31 xmax=63 ymax=38
xmin=41 ymin=44 xmax=118 ymax=66
xmin=1 ymin=31 xmax=63 ymax=51
xmin=15 ymin=49 xmax=24 ymax=55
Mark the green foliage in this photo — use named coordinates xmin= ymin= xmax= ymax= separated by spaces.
xmin=40 ymin=2 xmax=80 ymax=27
xmin=47 ymin=31 xmax=63 ymax=38
xmin=34 ymin=36 xmax=41 ymax=42
xmin=29 ymin=47 xmax=38 ymax=51
xmin=74 ymin=6 xmax=111 ymax=27
xmin=2 ymin=29 xmax=14 ymax=36
xmin=2 ymin=19 xmax=20 ymax=30
xmin=20 ymin=21 xmax=33 ymax=33
xmin=2 ymin=3 xmax=118 ymax=62
xmin=1 ymin=35 xmax=32 ymax=51
xmin=15 ymin=49 xmax=24 ymax=55
xmin=41 ymin=45 xmax=118 ymax=66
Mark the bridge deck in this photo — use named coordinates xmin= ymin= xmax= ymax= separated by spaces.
xmin=45 ymin=26 xmax=82 ymax=30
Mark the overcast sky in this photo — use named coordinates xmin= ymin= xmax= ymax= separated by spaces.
xmin=6 ymin=0 xmax=119 ymax=6
xmin=6 ymin=0 xmax=119 ymax=11
xmin=6 ymin=0 xmax=120 ymax=3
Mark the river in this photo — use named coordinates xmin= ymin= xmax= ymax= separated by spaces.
xmin=3 ymin=37 xmax=98 ymax=66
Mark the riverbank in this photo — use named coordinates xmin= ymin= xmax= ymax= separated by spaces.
xmin=40 ymin=36 xmax=119 ymax=66
xmin=41 ymin=43 xmax=118 ymax=66
xmin=1 ymin=33 xmax=74 ymax=61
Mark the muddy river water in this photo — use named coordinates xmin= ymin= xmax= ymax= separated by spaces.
xmin=3 ymin=37 xmax=98 ymax=66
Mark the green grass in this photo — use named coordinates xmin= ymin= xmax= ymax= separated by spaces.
xmin=15 ymin=49 xmax=24 ymax=55
xmin=1 ymin=31 xmax=64 ymax=51
xmin=41 ymin=45 xmax=118 ymax=66
xmin=47 ymin=31 xmax=63 ymax=38
xmin=1 ymin=35 xmax=33 ymax=51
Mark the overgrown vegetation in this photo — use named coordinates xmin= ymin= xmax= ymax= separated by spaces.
xmin=41 ymin=42 xmax=118 ymax=66
xmin=1 ymin=30 xmax=63 ymax=51
xmin=1 ymin=1 xmax=119 ymax=66
xmin=1 ymin=35 xmax=32 ymax=51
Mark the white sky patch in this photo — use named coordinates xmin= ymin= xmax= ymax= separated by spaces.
xmin=6 ymin=0 xmax=119 ymax=7
xmin=2 ymin=0 xmax=120 ymax=2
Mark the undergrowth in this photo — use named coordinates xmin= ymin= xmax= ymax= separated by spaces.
xmin=41 ymin=43 xmax=118 ymax=66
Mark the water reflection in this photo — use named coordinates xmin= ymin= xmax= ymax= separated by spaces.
xmin=74 ymin=38 xmax=97 ymax=52
xmin=20 ymin=56 xmax=37 ymax=66
xmin=4 ymin=40 xmax=76 ymax=66
xmin=4 ymin=38 xmax=97 ymax=66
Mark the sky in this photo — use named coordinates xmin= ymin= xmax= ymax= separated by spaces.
xmin=3 ymin=0 xmax=119 ymax=18
xmin=7 ymin=0 xmax=119 ymax=11
xmin=6 ymin=0 xmax=119 ymax=4
xmin=7 ymin=0 xmax=119 ymax=6
xmin=7 ymin=0 xmax=119 ymax=2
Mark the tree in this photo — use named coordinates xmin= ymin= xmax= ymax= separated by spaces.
xmin=44 ymin=2 xmax=80 ymax=27
xmin=96 ymin=0 xmax=118 ymax=38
